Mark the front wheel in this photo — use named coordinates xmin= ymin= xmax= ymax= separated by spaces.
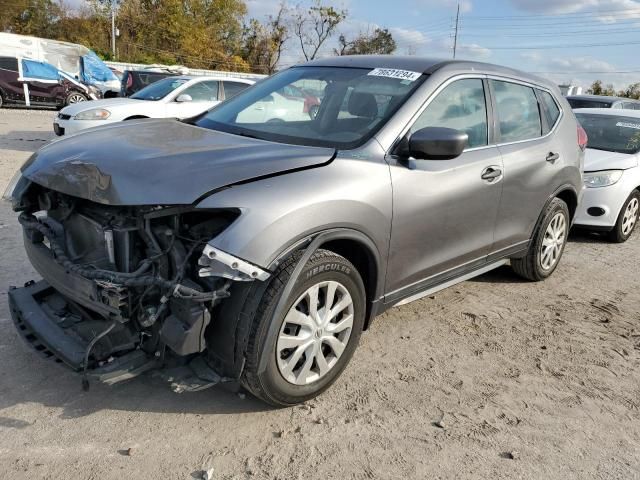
xmin=65 ymin=92 xmax=87 ymax=106
xmin=512 ymin=197 xmax=570 ymax=281
xmin=241 ymin=249 xmax=366 ymax=406
xmin=609 ymin=190 xmax=640 ymax=243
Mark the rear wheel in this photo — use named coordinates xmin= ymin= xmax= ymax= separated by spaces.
xmin=512 ymin=197 xmax=570 ymax=281
xmin=609 ymin=191 xmax=640 ymax=243
xmin=241 ymin=249 xmax=365 ymax=406
xmin=0 ymin=91 xmax=4 ymax=108
xmin=65 ymin=92 xmax=87 ymax=106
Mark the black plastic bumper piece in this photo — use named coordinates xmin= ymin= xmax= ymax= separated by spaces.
xmin=9 ymin=280 xmax=86 ymax=369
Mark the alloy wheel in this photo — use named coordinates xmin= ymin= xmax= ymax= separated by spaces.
xmin=68 ymin=94 xmax=86 ymax=104
xmin=276 ymin=281 xmax=354 ymax=385
xmin=540 ymin=212 xmax=567 ymax=271
xmin=622 ymin=197 xmax=639 ymax=236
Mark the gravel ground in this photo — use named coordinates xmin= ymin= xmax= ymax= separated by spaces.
xmin=0 ymin=109 xmax=639 ymax=480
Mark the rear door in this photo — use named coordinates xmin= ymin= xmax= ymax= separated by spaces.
xmin=0 ymin=57 xmax=24 ymax=104
xmin=385 ymin=77 xmax=504 ymax=300
xmin=222 ymin=81 xmax=251 ymax=100
xmin=490 ymin=79 xmax=566 ymax=255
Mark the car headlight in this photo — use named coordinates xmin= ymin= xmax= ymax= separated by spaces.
xmin=74 ymin=108 xmax=111 ymax=120
xmin=583 ymin=170 xmax=623 ymax=188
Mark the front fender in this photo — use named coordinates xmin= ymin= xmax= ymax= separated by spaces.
xmin=195 ymin=154 xmax=392 ymax=284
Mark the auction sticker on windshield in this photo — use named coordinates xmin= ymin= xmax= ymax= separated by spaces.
xmin=367 ymin=68 xmax=422 ymax=82
xmin=616 ymin=121 xmax=640 ymax=130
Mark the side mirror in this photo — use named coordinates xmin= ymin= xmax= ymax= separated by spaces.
xmin=400 ymin=127 xmax=468 ymax=160
xmin=175 ymin=93 xmax=193 ymax=103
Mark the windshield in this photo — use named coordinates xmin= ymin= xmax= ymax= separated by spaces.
xmin=568 ymin=98 xmax=613 ymax=109
xmin=576 ymin=113 xmax=640 ymax=154
xmin=131 ymin=77 xmax=189 ymax=101
xmin=195 ymin=66 xmax=426 ymax=149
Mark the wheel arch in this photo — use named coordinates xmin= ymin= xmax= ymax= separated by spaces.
xmin=268 ymin=228 xmax=384 ymax=330
xmin=123 ymin=115 xmax=150 ymax=120
xmin=554 ymin=186 xmax=578 ymax=223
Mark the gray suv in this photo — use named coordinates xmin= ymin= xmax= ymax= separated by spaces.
xmin=9 ymin=56 xmax=584 ymax=406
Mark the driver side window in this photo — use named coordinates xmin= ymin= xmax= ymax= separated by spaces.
xmin=180 ymin=81 xmax=219 ymax=102
xmin=412 ymin=78 xmax=488 ymax=149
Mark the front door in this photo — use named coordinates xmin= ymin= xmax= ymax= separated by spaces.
xmin=21 ymin=59 xmax=62 ymax=106
xmin=385 ymin=78 xmax=503 ymax=301
xmin=166 ymin=80 xmax=221 ymax=119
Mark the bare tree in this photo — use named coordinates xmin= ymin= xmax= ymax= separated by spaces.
xmin=241 ymin=3 xmax=290 ymax=74
xmin=292 ymin=0 xmax=346 ymax=61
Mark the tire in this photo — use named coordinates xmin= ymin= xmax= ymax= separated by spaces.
xmin=308 ymin=104 xmax=319 ymax=119
xmin=65 ymin=92 xmax=87 ymax=106
xmin=241 ymin=249 xmax=366 ymax=407
xmin=608 ymin=190 xmax=640 ymax=243
xmin=512 ymin=197 xmax=570 ymax=281
xmin=0 ymin=91 xmax=4 ymax=108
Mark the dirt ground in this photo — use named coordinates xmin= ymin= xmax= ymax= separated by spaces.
xmin=0 ymin=108 xmax=639 ymax=480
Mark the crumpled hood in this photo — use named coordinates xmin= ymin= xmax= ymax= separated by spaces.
xmin=22 ymin=119 xmax=335 ymax=205
xmin=584 ymin=148 xmax=638 ymax=172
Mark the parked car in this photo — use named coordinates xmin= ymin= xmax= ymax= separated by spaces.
xmin=9 ymin=56 xmax=584 ymax=406
xmin=573 ymin=108 xmax=640 ymax=242
xmin=236 ymin=89 xmax=316 ymax=123
xmin=120 ymin=69 xmax=179 ymax=97
xmin=0 ymin=32 xmax=120 ymax=97
xmin=567 ymin=94 xmax=640 ymax=110
xmin=0 ymin=55 xmax=99 ymax=109
xmin=277 ymin=84 xmax=321 ymax=118
xmin=53 ymin=75 xmax=255 ymax=136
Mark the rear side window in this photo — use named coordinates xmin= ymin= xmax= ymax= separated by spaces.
xmin=491 ymin=80 xmax=542 ymax=142
xmin=539 ymin=90 xmax=561 ymax=131
xmin=224 ymin=81 xmax=250 ymax=98
xmin=0 ymin=56 xmax=18 ymax=72
xmin=412 ymin=78 xmax=488 ymax=148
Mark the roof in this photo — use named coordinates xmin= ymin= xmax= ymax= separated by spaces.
xmin=171 ymin=75 xmax=254 ymax=84
xmin=297 ymin=54 xmax=555 ymax=89
xmin=567 ymin=94 xmax=640 ymax=103
xmin=574 ymin=108 xmax=640 ymax=118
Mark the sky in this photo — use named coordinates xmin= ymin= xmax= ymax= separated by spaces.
xmin=245 ymin=0 xmax=640 ymax=91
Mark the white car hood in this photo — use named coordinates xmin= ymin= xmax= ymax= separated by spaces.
xmin=60 ymin=98 xmax=151 ymax=116
xmin=584 ymin=148 xmax=638 ymax=171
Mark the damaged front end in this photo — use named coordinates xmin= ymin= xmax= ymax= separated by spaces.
xmin=9 ymin=182 xmax=269 ymax=391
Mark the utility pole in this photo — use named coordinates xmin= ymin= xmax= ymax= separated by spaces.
xmin=110 ymin=1 xmax=116 ymax=59
xmin=452 ymin=2 xmax=460 ymax=59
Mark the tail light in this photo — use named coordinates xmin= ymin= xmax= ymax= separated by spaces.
xmin=577 ymin=124 xmax=588 ymax=151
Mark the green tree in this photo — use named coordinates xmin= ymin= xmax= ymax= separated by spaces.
xmin=586 ymin=80 xmax=616 ymax=96
xmin=0 ymin=0 xmax=62 ymax=37
xmin=620 ymin=83 xmax=640 ymax=100
xmin=336 ymin=28 xmax=396 ymax=55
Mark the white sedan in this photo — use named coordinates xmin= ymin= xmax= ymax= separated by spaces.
xmin=574 ymin=108 xmax=640 ymax=242
xmin=53 ymin=76 xmax=255 ymax=136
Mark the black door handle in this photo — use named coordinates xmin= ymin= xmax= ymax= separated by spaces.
xmin=546 ymin=152 xmax=560 ymax=162
xmin=481 ymin=167 xmax=502 ymax=181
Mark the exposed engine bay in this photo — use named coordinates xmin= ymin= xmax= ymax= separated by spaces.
xmin=9 ymin=183 xmax=270 ymax=390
